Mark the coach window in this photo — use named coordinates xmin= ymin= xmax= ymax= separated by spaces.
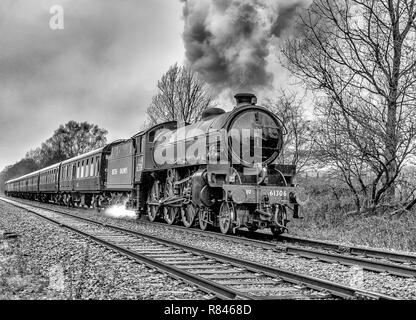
xmin=137 ymin=137 xmax=142 ymax=154
xmin=141 ymin=136 xmax=145 ymax=153
xmin=96 ymin=157 xmax=100 ymax=176
xmin=76 ymin=162 xmax=80 ymax=179
xmin=85 ymin=159 xmax=89 ymax=177
xmin=90 ymin=158 xmax=94 ymax=177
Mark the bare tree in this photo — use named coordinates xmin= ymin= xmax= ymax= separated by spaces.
xmin=265 ymin=90 xmax=315 ymax=173
xmin=147 ymin=64 xmax=214 ymax=125
xmin=282 ymin=0 xmax=416 ymax=212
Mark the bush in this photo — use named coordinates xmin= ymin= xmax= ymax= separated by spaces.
xmin=291 ymin=176 xmax=416 ymax=252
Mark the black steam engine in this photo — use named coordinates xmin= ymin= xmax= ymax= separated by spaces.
xmin=5 ymin=93 xmax=301 ymax=235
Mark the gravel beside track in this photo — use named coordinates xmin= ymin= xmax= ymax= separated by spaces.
xmin=4 ymin=198 xmax=416 ymax=299
xmin=0 ymin=201 xmax=208 ymax=300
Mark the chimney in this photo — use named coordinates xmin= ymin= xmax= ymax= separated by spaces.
xmin=234 ymin=93 xmax=257 ymax=108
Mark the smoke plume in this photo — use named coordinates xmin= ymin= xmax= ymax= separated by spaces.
xmin=182 ymin=0 xmax=311 ymax=93
xmin=105 ymin=200 xmax=137 ymax=220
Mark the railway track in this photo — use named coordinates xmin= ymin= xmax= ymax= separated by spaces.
xmin=132 ymin=216 xmax=416 ymax=278
xmin=4 ymin=196 xmax=416 ymax=278
xmin=276 ymin=234 xmax=416 ymax=264
xmin=0 ymin=196 xmax=398 ymax=300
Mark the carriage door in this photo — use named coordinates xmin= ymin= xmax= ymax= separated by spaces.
xmin=72 ymin=163 xmax=76 ymax=191
xmin=135 ymin=135 xmax=144 ymax=183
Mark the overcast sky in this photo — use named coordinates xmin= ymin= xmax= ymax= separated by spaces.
xmin=0 ymin=0 xmax=296 ymax=171
xmin=0 ymin=0 xmax=187 ymax=170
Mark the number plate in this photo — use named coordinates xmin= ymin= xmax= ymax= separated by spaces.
xmin=267 ymin=189 xmax=288 ymax=199
xmin=223 ymin=184 xmax=298 ymax=204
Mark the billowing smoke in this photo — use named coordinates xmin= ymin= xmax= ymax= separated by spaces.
xmin=182 ymin=0 xmax=311 ymax=93
xmin=104 ymin=199 xmax=137 ymax=220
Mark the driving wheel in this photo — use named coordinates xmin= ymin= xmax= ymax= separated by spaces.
xmin=198 ymin=209 xmax=210 ymax=231
xmin=182 ymin=203 xmax=198 ymax=228
xmin=164 ymin=207 xmax=179 ymax=225
xmin=147 ymin=180 xmax=161 ymax=222
xmin=219 ymin=202 xmax=235 ymax=234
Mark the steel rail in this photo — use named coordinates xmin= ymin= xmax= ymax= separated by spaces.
xmin=0 ymin=198 xmax=249 ymax=300
xmin=97 ymin=223 xmax=398 ymax=300
xmin=119 ymin=215 xmax=416 ymax=278
xmin=141 ymin=220 xmax=416 ymax=277
xmin=276 ymin=245 xmax=416 ymax=277
xmin=3 ymin=197 xmax=416 ymax=278
xmin=133 ymin=215 xmax=416 ymax=269
xmin=0 ymin=197 xmax=398 ymax=300
xmin=277 ymin=234 xmax=416 ymax=264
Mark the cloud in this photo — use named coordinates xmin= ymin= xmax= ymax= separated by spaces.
xmin=0 ymin=0 xmax=185 ymax=170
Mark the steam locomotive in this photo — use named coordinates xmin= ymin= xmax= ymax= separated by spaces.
xmin=5 ymin=93 xmax=301 ymax=235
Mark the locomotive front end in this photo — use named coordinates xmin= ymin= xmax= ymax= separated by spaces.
xmin=207 ymin=93 xmax=302 ymax=235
